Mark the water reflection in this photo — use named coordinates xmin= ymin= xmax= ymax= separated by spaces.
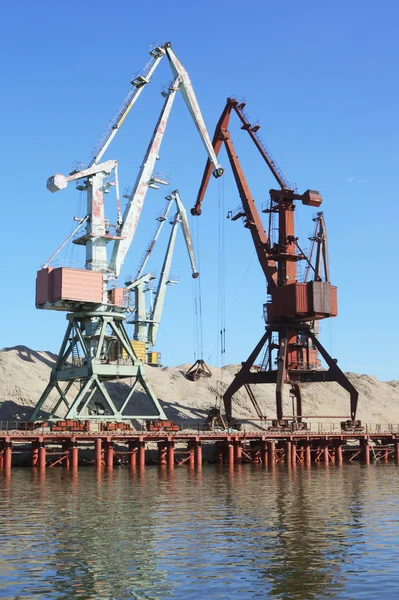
xmin=0 ymin=464 xmax=399 ymax=599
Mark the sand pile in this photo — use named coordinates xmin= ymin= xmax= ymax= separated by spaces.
xmin=0 ymin=345 xmax=399 ymax=428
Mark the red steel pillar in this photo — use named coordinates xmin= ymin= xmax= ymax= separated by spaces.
xmin=323 ymin=441 xmax=329 ymax=465
xmin=138 ymin=441 xmax=146 ymax=467
xmin=106 ymin=441 xmax=114 ymax=467
xmin=70 ymin=441 xmax=79 ymax=469
xmin=4 ymin=442 xmax=12 ymax=469
xmin=335 ymin=441 xmax=343 ymax=465
xmin=195 ymin=441 xmax=202 ymax=466
xmin=394 ymin=440 xmax=399 ymax=464
xmin=167 ymin=441 xmax=175 ymax=467
xmin=0 ymin=444 xmax=4 ymax=469
xmin=304 ymin=442 xmax=311 ymax=465
xmin=267 ymin=441 xmax=275 ymax=465
xmin=284 ymin=441 xmax=292 ymax=465
xmin=234 ymin=441 xmax=242 ymax=465
xmin=38 ymin=443 xmax=46 ymax=469
xmin=291 ymin=443 xmax=297 ymax=466
xmin=227 ymin=443 xmax=234 ymax=465
xmin=361 ymin=438 xmax=370 ymax=465
xmin=158 ymin=442 xmax=167 ymax=465
xmin=31 ymin=441 xmax=39 ymax=468
xmin=188 ymin=444 xmax=195 ymax=467
xmin=261 ymin=441 xmax=268 ymax=466
xmin=62 ymin=441 xmax=70 ymax=468
xmin=95 ymin=438 xmax=103 ymax=467
xmin=128 ymin=442 xmax=137 ymax=468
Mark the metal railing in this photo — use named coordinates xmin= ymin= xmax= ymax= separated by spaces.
xmin=2 ymin=421 xmax=399 ymax=436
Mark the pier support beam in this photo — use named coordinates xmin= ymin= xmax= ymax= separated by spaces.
xmin=361 ymin=439 xmax=370 ymax=465
xmin=138 ymin=441 xmax=146 ymax=467
xmin=188 ymin=444 xmax=195 ymax=467
xmin=234 ymin=441 xmax=242 ymax=465
xmin=62 ymin=442 xmax=70 ymax=468
xmin=261 ymin=441 xmax=268 ymax=466
xmin=267 ymin=441 xmax=275 ymax=465
xmin=227 ymin=443 xmax=234 ymax=465
xmin=31 ymin=441 xmax=39 ymax=468
xmin=0 ymin=444 xmax=3 ymax=469
xmin=291 ymin=443 xmax=297 ymax=466
xmin=4 ymin=442 xmax=12 ymax=469
xmin=335 ymin=441 xmax=343 ymax=465
xmin=105 ymin=441 xmax=114 ymax=467
xmin=95 ymin=438 xmax=103 ymax=467
xmin=284 ymin=441 xmax=291 ymax=465
xmin=323 ymin=441 xmax=329 ymax=465
xmin=158 ymin=442 xmax=167 ymax=466
xmin=70 ymin=442 xmax=79 ymax=469
xmin=128 ymin=442 xmax=137 ymax=468
xmin=305 ymin=442 xmax=311 ymax=465
xmin=167 ymin=441 xmax=174 ymax=467
xmin=38 ymin=443 xmax=46 ymax=469
xmin=394 ymin=441 xmax=399 ymax=464
xmin=195 ymin=441 xmax=202 ymax=466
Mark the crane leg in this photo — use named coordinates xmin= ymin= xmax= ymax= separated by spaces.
xmin=307 ymin=328 xmax=359 ymax=421
xmin=276 ymin=329 xmax=288 ymax=422
xmin=222 ymin=331 xmax=269 ymax=422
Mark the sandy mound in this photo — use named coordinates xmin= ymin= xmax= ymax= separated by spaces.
xmin=0 ymin=346 xmax=398 ymax=428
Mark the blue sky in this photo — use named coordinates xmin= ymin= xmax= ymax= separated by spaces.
xmin=1 ymin=0 xmax=398 ymax=380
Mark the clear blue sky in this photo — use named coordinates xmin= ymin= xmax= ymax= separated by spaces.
xmin=1 ymin=0 xmax=398 ymax=380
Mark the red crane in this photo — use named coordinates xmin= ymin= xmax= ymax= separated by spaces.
xmin=193 ymin=98 xmax=359 ymax=430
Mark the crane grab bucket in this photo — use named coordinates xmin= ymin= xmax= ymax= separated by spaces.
xmin=185 ymin=359 xmax=212 ymax=382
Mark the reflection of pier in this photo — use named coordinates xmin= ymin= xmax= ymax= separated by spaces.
xmin=0 ymin=430 xmax=398 ymax=469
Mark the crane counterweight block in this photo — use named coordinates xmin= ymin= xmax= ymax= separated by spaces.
xmin=47 ymin=174 xmax=68 ymax=193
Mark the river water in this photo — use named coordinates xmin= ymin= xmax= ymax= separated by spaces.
xmin=0 ymin=464 xmax=398 ymax=599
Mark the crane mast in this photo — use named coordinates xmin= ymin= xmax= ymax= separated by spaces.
xmin=148 ymin=190 xmax=198 ymax=349
xmin=31 ymin=42 xmax=221 ymax=424
xmin=193 ymin=98 xmax=359 ymax=429
xmin=127 ymin=190 xmax=198 ymax=365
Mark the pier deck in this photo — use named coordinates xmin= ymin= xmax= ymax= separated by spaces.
xmin=0 ymin=429 xmax=398 ymax=468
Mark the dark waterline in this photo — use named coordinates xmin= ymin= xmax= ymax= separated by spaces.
xmin=1 ymin=464 xmax=398 ymax=599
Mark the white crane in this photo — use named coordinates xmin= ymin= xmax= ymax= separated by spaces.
xmin=30 ymin=42 xmax=222 ymax=423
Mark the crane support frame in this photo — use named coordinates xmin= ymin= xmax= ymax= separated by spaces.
xmin=29 ymin=311 xmax=167 ymax=422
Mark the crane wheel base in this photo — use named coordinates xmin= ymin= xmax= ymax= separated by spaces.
xmin=268 ymin=419 xmax=309 ymax=433
xmin=341 ymin=419 xmax=364 ymax=433
xmin=204 ymin=407 xmax=241 ymax=432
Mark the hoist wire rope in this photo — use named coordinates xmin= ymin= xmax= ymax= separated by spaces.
xmin=191 ymin=277 xmax=198 ymax=362
xmin=190 ymin=214 xmax=204 ymax=362
xmin=216 ymin=177 xmax=226 ymax=408
xmin=196 ymin=216 xmax=204 ymax=360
